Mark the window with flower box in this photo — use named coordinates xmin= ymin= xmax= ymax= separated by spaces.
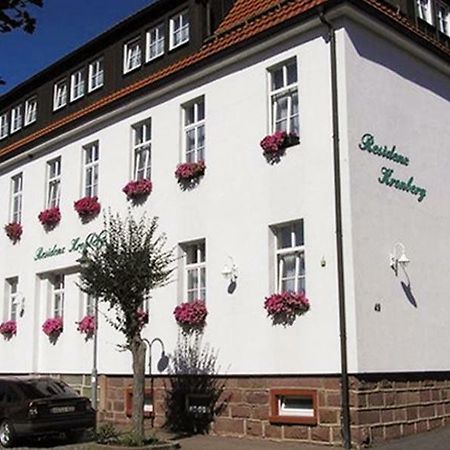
xmin=10 ymin=105 xmax=22 ymax=134
xmin=24 ymin=96 xmax=37 ymax=126
xmin=50 ymin=274 xmax=65 ymax=318
xmin=53 ymin=79 xmax=68 ymax=111
xmin=70 ymin=69 xmax=85 ymax=102
xmin=268 ymin=58 xmax=299 ymax=136
xmin=183 ymin=98 xmax=205 ymax=163
xmin=10 ymin=173 xmax=23 ymax=224
xmin=0 ymin=113 xmax=8 ymax=139
xmin=417 ymin=0 xmax=434 ymax=24
xmin=436 ymin=0 xmax=450 ymax=34
xmin=170 ymin=10 xmax=189 ymax=49
xmin=88 ymin=58 xmax=104 ymax=92
xmin=132 ymin=119 xmax=152 ymax=180
xmin=123 ymin=37 xmax=142 ymax=74
xmin=182 ymin=241 xmax=206 ymax=302
xmin=146 ymin=23 xmax=165 ymax=62
xmin=273 ymin=220 xmax=305 ymax=293
xmin=6 ymin=278 xmax=19 ymax=322
xmin=83 ymin=142 xmax=99 ymax=197
xmin=46 ymin=157 xmax=61 ymax=208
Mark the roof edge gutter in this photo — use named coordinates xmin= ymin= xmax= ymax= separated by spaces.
xmin=319 ymin=7 xmax=352 ymax=449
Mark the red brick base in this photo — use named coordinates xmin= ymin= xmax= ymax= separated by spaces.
xmin=95 ymin=373 xmax=450 ymax=448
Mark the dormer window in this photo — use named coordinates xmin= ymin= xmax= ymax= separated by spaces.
xmin=53 ymin=79 xmax=68 ymax=111
xmin=417 ymin=0 xmax=433 ymax=24
xmin=170 ymin=10 xmax=189 ymax=49
xmin=146 ymin=23 xmax=165 ymax=62
xmin=123 ymin=37 xmax=142 ymax=74
xmin=88 ymin=58 xmax=104 ymax=92
xmin=10 ymin=105 xmax=22 ymax=134
xmin=70 ymin=69 xmax=85 ymax=102
xmin=437 ymin=1 xmax=450 ymax=35
xmin=24 ymin=96 xmax=37 ymax=126
xmin=0 ymin=113 xmax=8 ymax=139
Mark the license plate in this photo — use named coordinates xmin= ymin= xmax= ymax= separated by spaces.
xmin=50 ymin=406 xmax=75 ymax=414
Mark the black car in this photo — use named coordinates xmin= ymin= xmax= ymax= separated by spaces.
xmin=0 ymin=376 xmax=96 ymax=447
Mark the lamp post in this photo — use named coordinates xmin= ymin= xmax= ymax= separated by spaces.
xmin=77 ymin=251 xmax=98 ymax=421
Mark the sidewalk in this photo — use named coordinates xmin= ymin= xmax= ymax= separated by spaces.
xmin=177 ymin=426 xmax=450 ymax=450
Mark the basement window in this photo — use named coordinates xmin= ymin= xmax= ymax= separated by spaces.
xmin=269 ymin=389 xmax=317 ymax=425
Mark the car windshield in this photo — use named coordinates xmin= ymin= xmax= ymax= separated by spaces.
xmin=18 ymin=379 xmax=78 ymax=399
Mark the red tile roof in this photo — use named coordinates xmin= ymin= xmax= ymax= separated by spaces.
xmin=0 ymin=0 xmax=448 ymax=160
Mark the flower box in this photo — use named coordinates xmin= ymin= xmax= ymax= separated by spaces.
xmin=260 ymin=131 xmax=299 ymax=159
xmin=4 ymin=222 xmax=22 ymax=243
xmin=38 ymin=207 xmax=61 ymax=229
xmin=264 ymin=291 xmax=310 ymax=325
xmin=174 ymin=161 xmax=206 ymax=185
xmin=0 ymin=320 xmax=17 ymax=339
xmin=173 ymin=300 xmax=207 ymax=331
xmin=77 ymin=315 xmax=95 ymax=338
xmin=42 ymin=317 xmax=63 ymax=337
xmin=123 ymin=179 xmax=153 ymax=201
xmin=74 ymin=196 xmax=101 ymax=219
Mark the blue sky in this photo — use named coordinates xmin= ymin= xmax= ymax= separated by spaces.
xmin=0 ymin=0 xmax=154 ymax=94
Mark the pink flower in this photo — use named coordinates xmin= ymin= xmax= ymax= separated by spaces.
xmin=4 ymin=222 xmax=22 ymax=242
xmin=38 ymin=207 xmax=61 ymax=228
xmin=174 ymin=161 xmax=206 ymax=182
xmin=0 ymin=320 xmax=17 ymax=338
xmin=42 ymin=317 xmax=63 ymax=337
xmin=260 ymin=131 xmax=299 ymax=156
xmin=77 ymin=315 xmax=95 ymax=336
xmin=74 ymin=196 xmax=101 ymax=218
xmin=264 ymin=292 xmax=310 ymax=318
xmin=174 ymin=300 xmax=207 ymax=328
xmin=122 ymin=179 xmax=153 ymax=200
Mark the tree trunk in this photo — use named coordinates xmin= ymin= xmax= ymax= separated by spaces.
xmin=131 ymin=335 xmax=146 ymax=443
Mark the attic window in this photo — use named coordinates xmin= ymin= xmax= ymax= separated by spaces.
xmin=53 ymin=79 xmax=68 ymax=111
xmin=170 ymin=10 xmax=189 ymax=49
xmin=124 ymin=37 xmax=142 ymax=74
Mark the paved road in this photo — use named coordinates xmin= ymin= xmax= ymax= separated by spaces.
xmin=9 ymin=426 xmax=450 ymax=449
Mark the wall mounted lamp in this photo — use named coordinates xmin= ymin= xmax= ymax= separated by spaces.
xmin=221 ymin=257 xmax=238 ymax=283
xmin=390 ymin=242 xmax=410 ymax=277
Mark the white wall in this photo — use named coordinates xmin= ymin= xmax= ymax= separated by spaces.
xmin=342 ymin=19 xmax=450 ymax=372
xmin=0 ymin=27 xmax=343 ymax=377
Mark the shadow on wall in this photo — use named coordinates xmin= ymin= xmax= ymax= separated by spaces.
xmin=164 ymin=333 xmax=226 ymax=435
xmin=401 ymin=281 xmax=418 ymax=308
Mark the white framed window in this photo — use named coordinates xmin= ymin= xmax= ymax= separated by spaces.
xmin=146 ymin=23 xmax=165 ymax=61
xmin=0 ymin=113 xmax=8 ymax=139
xmin=85 ymin=293 xmax=95 ymax=317
xmin=51 ymin=274 xmax=64 ymax=318
xmin=436 ymin=1 xmax=450 ymax=34
xmin=183 ymin=241 xmax=206 ymax=302
xmin=10 ymin=105 xmax=22 ymax=134
xmin=53 ymin=79 xmax=68 ymax=111
xmin=417 ymin=0 xmax=434 ymax=23
xmin=170 ymin=10 xmax=189 ymax=49
xmin=24 ymin=96 xmax=37 ymax=126
xmin=273 ymin=220 xmax=305 ymax=294
xmin=70 ymin=69 xmax=85 ymax=102
xmin=10 ymin=173 xmax=23 ymax=224
xmin=183 ymin=98 xmax=205 ymax=163
xmin=6 ymin=278 xmax=19 ymax=322
xmin=269 ymin=389 xmax=317 ymax=425
xmin=46 ymin=157 xmax=61 ymax=208
xmin=268 ymin=58 xmax=299 ymax=135
xmin=132 ymin=119 xmax=152 ymax=180
xmin=123 ymin=38 xmax=142 ymax=73
xmin=88 ymin=58 xmax=104 ymax=92
xmin=83 ymin=142 xmax=99 ymax=197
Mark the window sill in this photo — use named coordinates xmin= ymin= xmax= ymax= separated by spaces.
xmin=169 ymin=39 xmax=189 ymax=52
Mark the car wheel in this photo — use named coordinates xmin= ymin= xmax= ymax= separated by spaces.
xmin=0 ymin=421 xmax=15 ymax=448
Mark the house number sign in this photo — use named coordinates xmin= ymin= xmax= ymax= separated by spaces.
xmin=34 ymin=231 xmax=106 ymax=261
xmin=359 ymin=133 xmax=427 ymax=203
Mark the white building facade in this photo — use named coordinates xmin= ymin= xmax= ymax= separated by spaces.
xmin=0 ymin=0 xmax=449 ymax=447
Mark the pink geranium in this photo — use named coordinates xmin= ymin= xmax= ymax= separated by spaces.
xmin=122 ymin=179 xmax=153 ymax=200
xmin=0 ymin=320 xmax=17 ymax=339
xmin=38 ymin=207 xmax=61 ymax=229
xmin=264 ymin=291 xmax=310 ymax=322
xmin=77 ymin=315 xmax=95 ymax=337
xmin=174 ymin=300 xmax=207 ymax=329
xmin=74 ymin=196 xmax=101 ymax=219
xmin=174 ymin=161 xmax=206 ymax=182
xmin=42 ymin=317 xmax=63 ymax=337
xmin=4 ymin=222 xmax=22 ymax=243
xmin=260 ymin=131 xmax=299 ymax=157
